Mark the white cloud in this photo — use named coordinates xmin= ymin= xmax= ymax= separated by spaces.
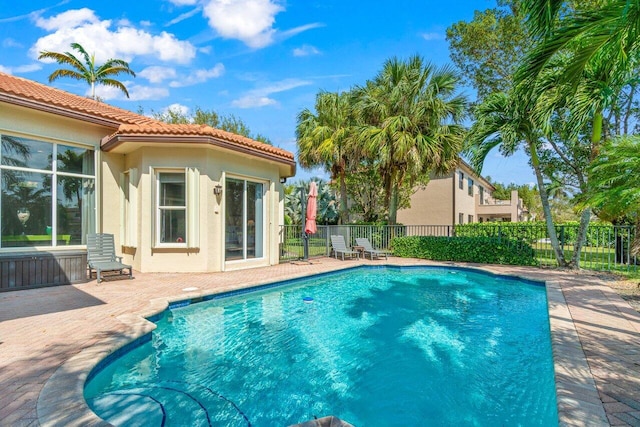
xmin=202 ymin=0 xmax=283 ymax=48
xmin=232 ymin=96 xmax=277 ymax=108
xmin=293 ymin=44 xmax=320 ymax=57
xmin=35 ymin=8 xmax=99 ymax=31
xmin=31 ymin=9 xmax=197 ymax=64
xmin=169 ymin=63 xmax=225 ymax=87
xmin=232 ymin=78 xmax=311 ymax=108
xmin=3 ymin=38 xmax=23 ymax=48
xmin=166 ymin=7 xmax=201 ymax=26
xmin=164 ymin=103 xmax=191 ymax=116
xmin=95 ymin=83 xmax=169 ymax=101
xmin=0 ymin=63 xmax=42 ymax=74
xmin=421 ymin=32 xmax=444 ymax=41
xmin=279 ymin=23 xmax=324 ymax=40
xmin=139 ymin=66 xmax=177 ymax=83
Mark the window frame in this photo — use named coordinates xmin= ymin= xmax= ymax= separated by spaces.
xmin=224 ymin=175 xmax=267 ymax=263
xmin=458 ymin=212 xmax=464 ymax=224
xmin=0 ymin=134 xmax=97 ymax=249
xmin=155 ymin=169 xmax=187 ymax=248
xmin=458 ymin=171 xmax=464 ymax=190
xmin=468 ymin=178 xmax=474 ymax=197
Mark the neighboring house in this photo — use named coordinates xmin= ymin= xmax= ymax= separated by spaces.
xmin=397 ymin=160 xmax=529 ymax=226
xmin=0 ymin=72 xmax=295 ymax=290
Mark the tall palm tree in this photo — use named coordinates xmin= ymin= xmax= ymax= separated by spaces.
xmin=38 ymin=42 xmax=136 ymax=99
xmin=464 ymin=90 xmax=569 ymax=266
xmin=353 ymin=56 xmax=467 ymax=225
xmin=296 ymin=91 xmax=355 ymax=224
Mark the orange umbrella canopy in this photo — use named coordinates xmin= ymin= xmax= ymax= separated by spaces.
xmin=305 ymin=182 xmax=318 ymax=234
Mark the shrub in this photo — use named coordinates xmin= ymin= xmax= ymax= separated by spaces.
xmin=391 ymin=235 xmax=538 ymax=266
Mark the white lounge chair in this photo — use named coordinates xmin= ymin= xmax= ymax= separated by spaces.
xmin=330 ymin=235 xmax=360 ymax=260
xmin=355 ymin=237 xmax=390 ymax=260
xmin=87 ymin=233 xmax=133 ymax=283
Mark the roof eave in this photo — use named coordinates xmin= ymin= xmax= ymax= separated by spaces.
xmin=0 ymin=93 xmax=122 ymax=129
xmin=101 ymin=134 xmax=296 ymax=177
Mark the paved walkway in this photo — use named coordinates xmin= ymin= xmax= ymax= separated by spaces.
xmin=0 ymin=259 xmax=639 ymax=426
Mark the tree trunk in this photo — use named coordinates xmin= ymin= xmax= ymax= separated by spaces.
xmin=529 ymin=140 xmax=568 ymax=267
xmin=339 ymin=170 xmax=349 ymax=225
xmin=569 ymin=209 xmax=591 ymax=268
xmin=388 ymin=184 xmax=399 ymax=225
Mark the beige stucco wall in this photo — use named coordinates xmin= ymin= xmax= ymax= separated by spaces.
xmin=397 ymin=174 xmax=454 ymax=225
xmin=0 ymin=103 xmax=112 ymax=148
xmin=455 ymin=171 xmax=477 ymax=224
xmin=102 ymin=145 xmax=284 ymax=273
xmin=2 ymin=102 xmax=287 ymax=272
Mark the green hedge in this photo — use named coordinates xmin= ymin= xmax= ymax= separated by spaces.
xmin=455 ymin=222 xmax=623 ymax=247
xmin=391 ymin=236 xmax=538 ymax=266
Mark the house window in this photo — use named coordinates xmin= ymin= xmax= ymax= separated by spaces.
xmin=225 ymin=177 xmax=264 ymax=261
xmin=0 ymin=135 xmax=95 ymax=248
xmin=468 ymin=178 xmax=474 ymax=196
xmin=479 ymin=186 xmax=484 ymax=204
xmin=153 ymin=168 xmax=198 ymax=248
xmin=157 ymin=172 xmax=186 ymax=245
xmin=458 ymin=212 xmax=464 ymax=224
xmin=468 ymin=214 xmax=474 ymax=223
xmin=458 ymin=172 xmax=464 ymax=190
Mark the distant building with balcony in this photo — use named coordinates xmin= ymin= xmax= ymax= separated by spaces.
xmin=397 ymin=160 xmax=529 ymax=225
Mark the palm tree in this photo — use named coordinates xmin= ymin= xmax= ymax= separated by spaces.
xmin=38 ymin=42 xmax=136 ymax=99
xmin=353 ymin=56 xmax=467 ymax=225
xmin=465 ymin=90 xmax=569 ymax=266
xmin=518 ymin=0 xmax=640 ymax=149
xmin=296 ymin=91 xmax=355 ymax=224
xmin=583 ymin=136 xmax=640 ymax=256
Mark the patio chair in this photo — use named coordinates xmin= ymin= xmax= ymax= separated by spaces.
xmin=355 ymin=237 xmax=390 ymax=260
xmin=330 ymin=235 xmax=360 ymax=261
xmin=87 ymin=233 xmax=133 ymax=283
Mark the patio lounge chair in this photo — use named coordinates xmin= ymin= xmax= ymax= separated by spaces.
xmin=330 ymin=235 xmax=360 ymax=261
xmin=87 ymin=233 xmax=133 ymax=283
xmin=355 ymin=237 xmax=390 ymax=260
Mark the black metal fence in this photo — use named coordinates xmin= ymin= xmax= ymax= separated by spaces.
xmin=279 ymin=223 xmax=637 ymax=272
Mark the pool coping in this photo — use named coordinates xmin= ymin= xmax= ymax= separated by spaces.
xmin=35 ymin=263 xmax=608 ymax=426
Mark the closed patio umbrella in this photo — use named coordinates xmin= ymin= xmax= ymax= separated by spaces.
xmin=302 ymin=182 xmax=317 ymax=260
xmin=305 ymin=182 xmax=318 ymax=235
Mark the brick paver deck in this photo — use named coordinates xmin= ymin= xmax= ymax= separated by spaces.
xmin=0 ymin=258 xmax=639 ymax=426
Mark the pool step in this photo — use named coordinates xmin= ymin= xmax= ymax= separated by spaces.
xmin=289 ymin=415 xmax=354 ymax=427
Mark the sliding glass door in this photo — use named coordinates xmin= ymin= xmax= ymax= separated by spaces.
xmin=225 ymin=178 xmax=264 ymax=261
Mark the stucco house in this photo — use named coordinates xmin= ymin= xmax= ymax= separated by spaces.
xmin=397 ymin=160 xmax=529 ymax=226
xmin=0 ymin=72 xmax=295 ymax=290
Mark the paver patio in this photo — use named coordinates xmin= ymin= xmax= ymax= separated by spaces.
xmin=0 ymin=258 xmax=639 ymax=426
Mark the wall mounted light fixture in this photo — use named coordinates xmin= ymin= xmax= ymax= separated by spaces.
xmin=213 ymin=184 xmax=223 ymax=196
xmin=279 ymin=177 xmax=287 ymax=184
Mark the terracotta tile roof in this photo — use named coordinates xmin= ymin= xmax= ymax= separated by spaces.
xmin=0 ymin=71 xmax=155 ymax=126
xmin=0 ymin=71 xmax=295 ymax=167
xmin=104 ymin=123 xmax=295 ymax=162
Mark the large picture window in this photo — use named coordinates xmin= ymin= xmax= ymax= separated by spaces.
xmin=0 ymin=135 xmax=95 ymax=248
xmin=225 ymin=177 xmax=264 ymax=261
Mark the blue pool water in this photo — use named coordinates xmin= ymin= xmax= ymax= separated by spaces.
xmin=84 ymin=266 xmax=558 ymax=426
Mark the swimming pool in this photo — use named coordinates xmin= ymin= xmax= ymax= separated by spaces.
xmin=84 ymin=266 xmax=558 ymax=426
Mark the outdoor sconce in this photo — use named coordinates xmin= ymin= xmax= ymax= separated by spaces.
xmin=213 ymin=184 xmax=223 ymax=196
xmin=279 ymin=177 xmax=287 ymax=184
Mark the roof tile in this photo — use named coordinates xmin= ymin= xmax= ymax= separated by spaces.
xmin=0 ymin=72 xmax=294 ymax=163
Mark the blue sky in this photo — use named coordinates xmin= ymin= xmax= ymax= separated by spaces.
xmin=0 ymin=0 xmax=535 ymax=186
